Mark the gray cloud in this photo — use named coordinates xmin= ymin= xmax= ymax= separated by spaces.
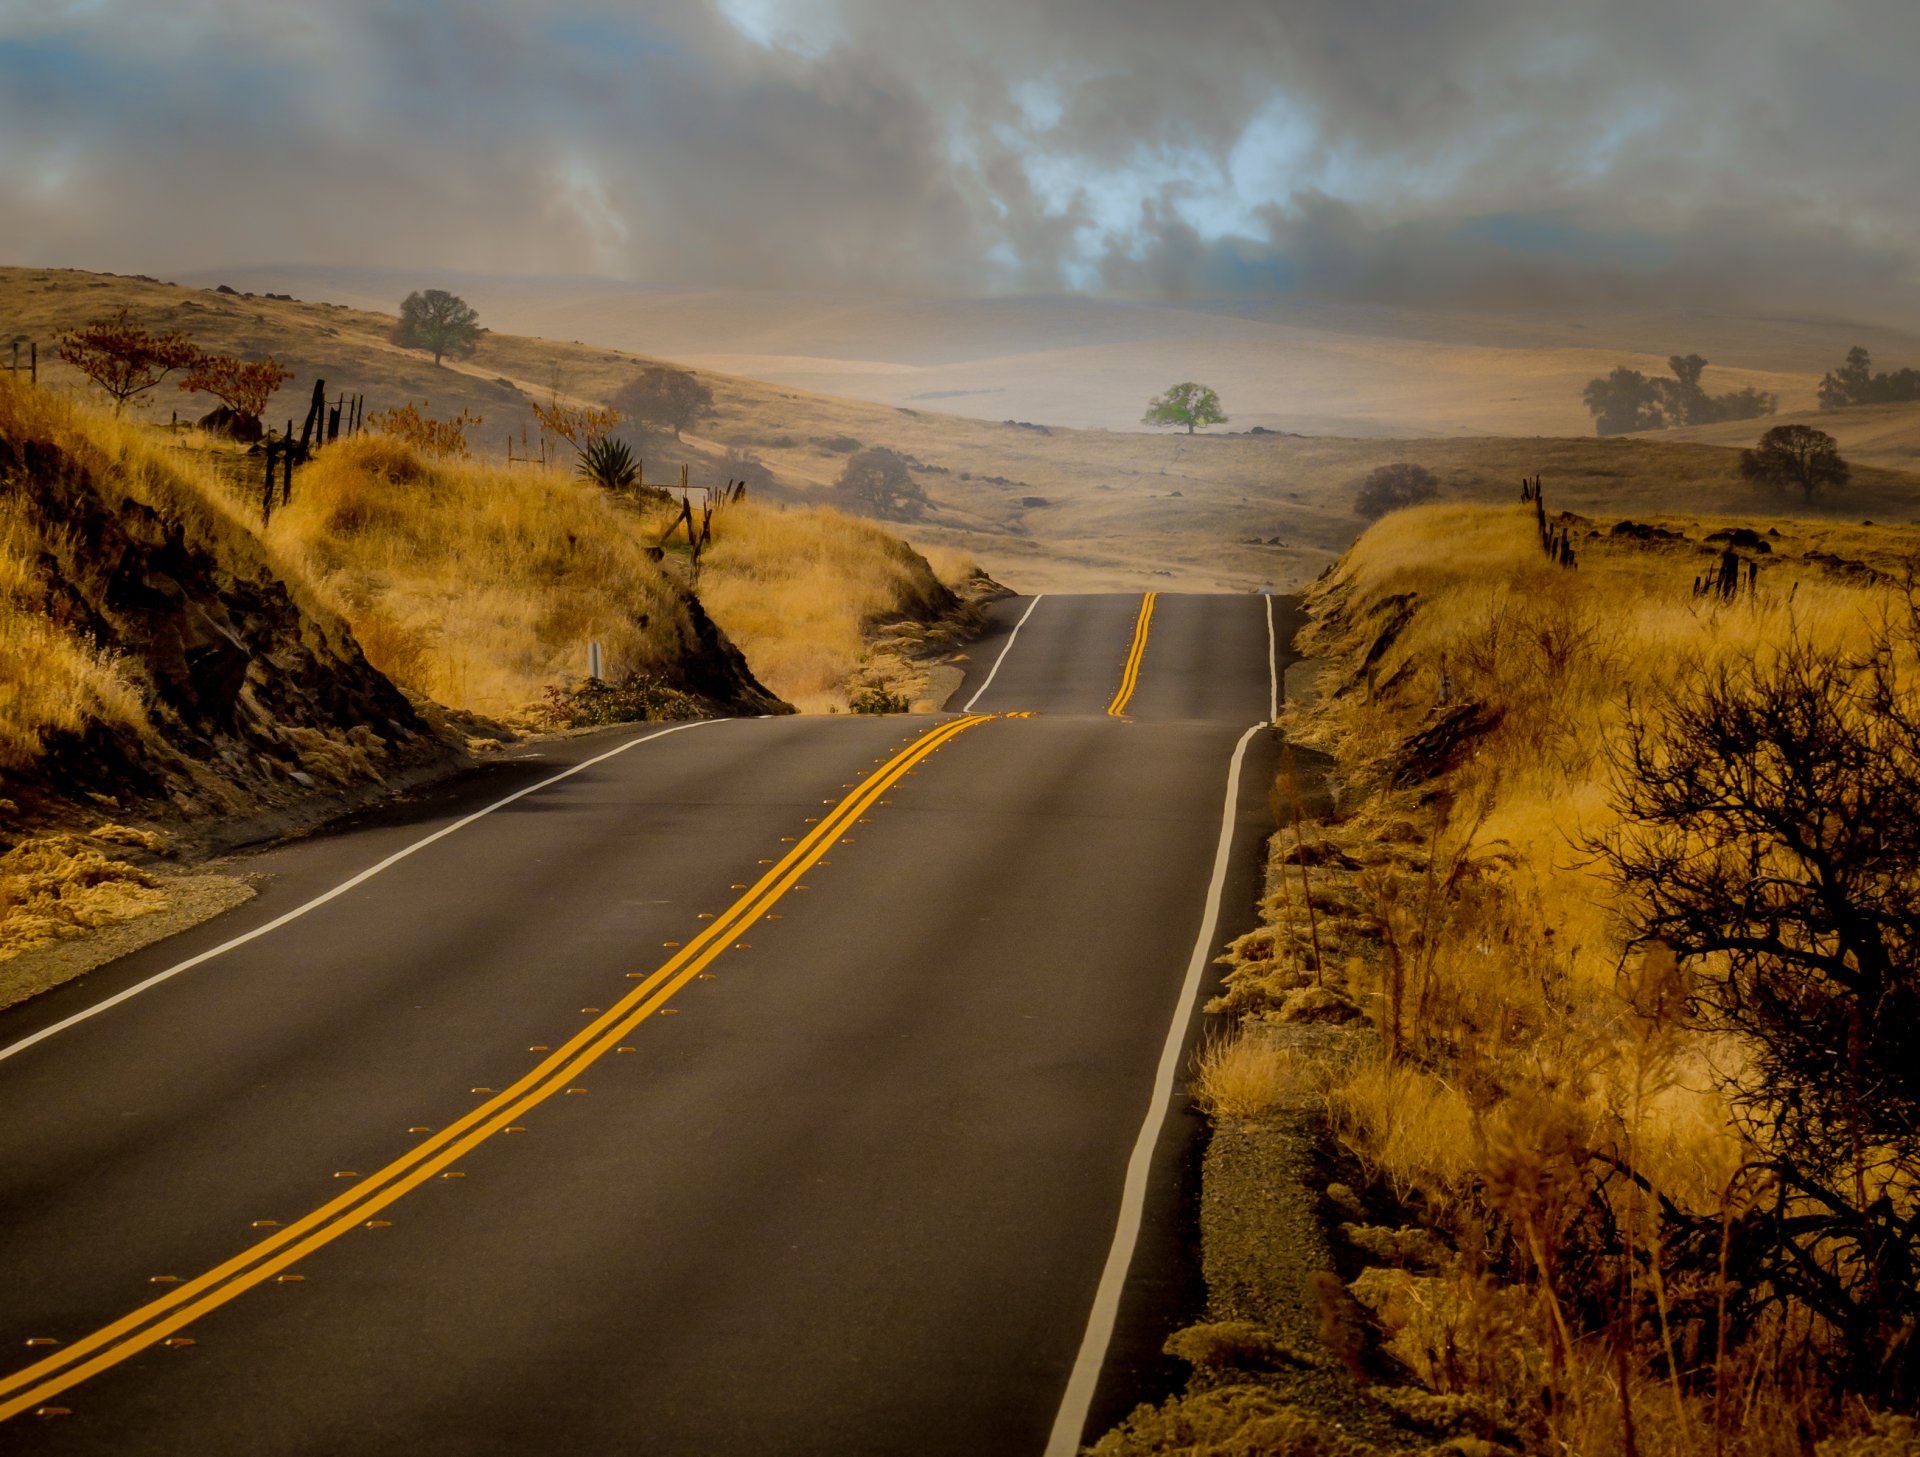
xmin=0 ymin=0 xmax=1914 ymax=319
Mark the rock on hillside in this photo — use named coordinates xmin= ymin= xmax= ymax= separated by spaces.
xmin=0 ymin=425 xmax=456 ymax=839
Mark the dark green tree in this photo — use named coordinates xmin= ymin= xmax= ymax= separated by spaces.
xmin=1739 ymin=423 xmax=1848 ymax=503
xmin=1818 ymin=345 xmax=1920 ymax=409
xmin=1142 ymin=381 xmax=1227 ymax=435
xmin=1586 ymin=356 xmax=1773 ymax=433
xmin=1353 ymin=462 xmax=1440 ymax=519
xmin=1819 ymin=346 xmax=1877 ymax=409
xmin=392 ymin=289 xmax=481 ymax=366
xmin=610 ymin=366 xmax=715 ymax=439
xmin=835 ymin=446 xmax=928 ymax=521
xmin=1582 ymin=367 xmax=1665 ymax=435
xmin=1657 ymin=353 xmax=1709 ymax=423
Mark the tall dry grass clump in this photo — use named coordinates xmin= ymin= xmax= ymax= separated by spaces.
xmin=268 ymin=437 xmax=708 ymax=719
xmin=1222 ymin=501 xmax=1920 ymax=1454
xmin=698 ymin=502 xmax=958 ymax=711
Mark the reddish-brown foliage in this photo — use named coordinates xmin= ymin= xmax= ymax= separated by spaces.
xmin=180 ymin=354 xmax=293 ymax=421
xmin=56 ymin=311 xmax=201 ymax=414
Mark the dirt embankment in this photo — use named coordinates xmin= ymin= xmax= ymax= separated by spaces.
xmin=0 ymin=383 xmax=788 ymax=1002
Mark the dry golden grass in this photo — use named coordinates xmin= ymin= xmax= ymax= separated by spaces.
xmin=268 ymin=437 xmax=704 ymax=719
xmin=17 ymin=267 xmax=1919 ymax=598
xmin=698 ymin=503 xmax=956 ymax=711
xmin=0 ymin=377 xmax=256 ymax=769
xmin=1190 ymin=1030 xmax=1312 ymax=1119
xmin=4 ymin=366 xmax=955 ymax=762
xmin=1233 ymin=501 xmax=1920 ymax=1454
xmin=270 ymin=441 xmax=958 ymax=718
xmin=0 ymin=832 xmax=166 ymax=962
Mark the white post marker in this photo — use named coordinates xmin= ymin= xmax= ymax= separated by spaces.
xmin=1044 ymin=721 xmax=1263 ymax=1456
xmin=588 ymin=640 xmax=604 ymax=679
xmin=962 ymin=594 xmax=1045 ymax=712
xmin=0 ymin=719 xmax=722 ymax=1068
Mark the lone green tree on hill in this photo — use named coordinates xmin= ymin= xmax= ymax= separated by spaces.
xmin=393 ymin=289 xmax=481 ymax=366
xmin=1739 ymin=423 xmax=1848 ymax=504
xmin=1142 ymin=382 xmax=1227 ymax=435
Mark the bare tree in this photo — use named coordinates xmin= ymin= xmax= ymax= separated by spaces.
xmin=1600 ymin=615 xmax=1920 ymax=1397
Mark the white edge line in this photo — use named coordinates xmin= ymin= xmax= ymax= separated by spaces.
xmin=1265 ymin=592 xmax=1279 ymax=724
xmin=0 ymin=719 xmax=722 ymax=1067
xmin=961 ymin=594 xmax=1045 ymax=712
xmin=1044 ymin=720 xmax=1263 ymax=1457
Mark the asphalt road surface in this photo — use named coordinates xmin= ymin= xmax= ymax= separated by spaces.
xmin=0 ymin=592 xmax=1303 ymax=1456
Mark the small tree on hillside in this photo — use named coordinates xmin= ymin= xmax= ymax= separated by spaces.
xmin=393 ymin=289 xmax=481 ymax=366
xmin=1353 ymin=463 xmax=1439 ymax=519
xmin=1739 ymin=423 xmax=1848 ymax=503
xmin=836 ymin=447 xmax=928 ymax=521
xmin=57 ymin=311 xmax=201 ymax=415
xmin=610 ymin=366 xmax=715 ymax=439
xmin=179 ymin=353 xmax=293 ymax=437
xmin=1142 ymin=382 xmax=1227 ymax=435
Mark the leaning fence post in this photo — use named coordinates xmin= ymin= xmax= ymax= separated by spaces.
xmin=28 ymin=342 xmax=36 ymax=385
xmin=298 ymin=379 xmax=325 ymax=454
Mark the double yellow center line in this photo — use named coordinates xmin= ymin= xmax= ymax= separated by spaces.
xmin=1106 ymin=593 xmax=1156 ymax=717
xmin=0 ymin=712 xmax=994 ymax=1423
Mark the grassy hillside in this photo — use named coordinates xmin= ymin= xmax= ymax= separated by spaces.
xmin=1659 ymin=398 xmax=1920 ymax=474
xmin=184 ymin=265 xmax=1920 ymax=437
xmin=13 ymin=267 xmax=1920 ymax=594
xmin=0 ymin=368 xmax=976 ymax=994
xmin=1114 ymin=503 xmax=1920 ymax=1453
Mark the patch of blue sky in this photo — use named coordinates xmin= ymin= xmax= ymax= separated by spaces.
xmin=544 ymin=13 xmax=686 ymax=62
xmin=1225 ymin=96 xmax=1322 ymax=211
xmin=1460 ymin=211 xmax=1672 ymax=268
xmin=711 ymin=0 xmax=839 ymax=60
xmin=0 ymin=33 xmax=303 ymax=128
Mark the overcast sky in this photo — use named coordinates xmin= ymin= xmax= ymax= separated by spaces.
xmin=2 ymin=0 xmax=1914 ymax=319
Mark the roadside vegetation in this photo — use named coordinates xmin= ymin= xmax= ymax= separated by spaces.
xmin=0 ymin=368 xmax=974 ymax=988
xmin=1117 ymin=501 xmax=1920 ymax=1455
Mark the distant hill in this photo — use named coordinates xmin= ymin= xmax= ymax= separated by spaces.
xmin=1657 ymin=399 xmax=1920 ymax=475
xmin=177 ymin=264 xmax=1920 ymax=439
xmin=10 ymin=266 xmax=1919 ymax=593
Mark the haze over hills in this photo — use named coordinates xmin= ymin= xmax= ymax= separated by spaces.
xmin=12 ymin=265 xmax=1920 ymax=595
xmin=180 ymin=264 xmax=1920 ymax=441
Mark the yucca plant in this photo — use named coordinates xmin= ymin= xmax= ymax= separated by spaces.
xmin=577 ymin=435 xmax=639 ymax=491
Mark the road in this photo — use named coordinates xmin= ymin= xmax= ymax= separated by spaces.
xmin=0 ymin=592 xmax=1301 ymax=1455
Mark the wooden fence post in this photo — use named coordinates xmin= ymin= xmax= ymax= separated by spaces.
xmin=298 ymin=379 xmax=325 ymax=455
xmin=262 ymin=439 xmax=278 ymax=527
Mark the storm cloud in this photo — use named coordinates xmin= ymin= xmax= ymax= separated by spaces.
xmin=1 ymin=0 xmax=1914 ymax=317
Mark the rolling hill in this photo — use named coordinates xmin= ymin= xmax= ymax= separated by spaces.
xmin=8 ymin=265 xmax=1919 ymax=593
